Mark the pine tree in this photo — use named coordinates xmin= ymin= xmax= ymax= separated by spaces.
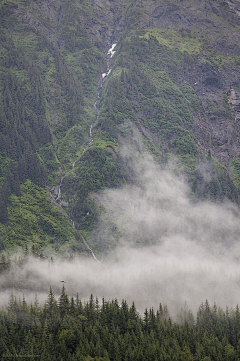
xmin=31 ymin=245 xmax=38 ymax=257
xmin=0 ymin=337 xmax=6 ymax=358
xmin=45 ymin=286 xmax=58 ymax=323
xmin=24 ymin=245 xmax=29 ymax=259
xmin=70 ymin=297 xmax=76 ymax=316
xmin=88 ymin=294 xmax=96 ymax=324
xmin=58 ymin=285 xmax=69 ymax=318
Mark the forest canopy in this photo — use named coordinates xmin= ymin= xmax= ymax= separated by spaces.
xmin=1 ymin=288 xmax=240 ymax=361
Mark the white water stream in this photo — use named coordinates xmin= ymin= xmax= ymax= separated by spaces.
xmin=55 ymin=176 xmax=64 ymax=201
xmin=108 ymin=43 xmax=117 ymax=58
xmin=101 ymin=43 xmax=117 ymax=80
xmin=54 ymin=43 xmax=117 ymax=263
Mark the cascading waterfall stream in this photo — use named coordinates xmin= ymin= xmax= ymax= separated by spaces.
xmin=55 ymin=176 xmax=65 ymax=201
xmin=54 ymin=43 xmax=117 ymax=264
xmin=102 ymin=43 xmax=116 ymax=80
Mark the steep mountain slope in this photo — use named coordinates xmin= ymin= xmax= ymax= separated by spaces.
xmin=0 ymin=0 xmax=240 ymax=255
xmin=0 ymin=0 xmax=104 ymax=252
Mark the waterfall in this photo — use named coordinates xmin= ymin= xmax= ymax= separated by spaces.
xmin=54 ymin=43 xmax=117 ymax=265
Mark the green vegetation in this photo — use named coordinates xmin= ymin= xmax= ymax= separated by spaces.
xmin=0 ymin=0 xmax=106 ymax=250
xmin=139 ymin=28 xmax=204 ymax=55
xmin=179 ymin=85 xmax=204 ymax=114
xmin=1 ymin=288 xmax=240 ymax=360
xmin=57 ymin=125 xmax=89 ymax=167
xmin=230 ymin=158 xmax=240 ymax=191
xmin=70 ymin=143 xmax=123 ymax=230
xmin=99 ymin=36 xmax=196 ymax=143
xmin=169 ymin=131 xmax=199 ymax=157
xmin=0 ymin=0 xmax=240 ymax=251
xmin=0 ymin=180 xmax=77 ymax=250
xmin=191 ymin=156 xmax=239 ymax=203
xmin=222 ymin=92 xmax=234 ymax=119
xmin=206 ymin=97 xmax=217 ymax=113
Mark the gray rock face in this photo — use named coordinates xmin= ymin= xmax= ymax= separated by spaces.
xmin=229 ymin=88 xmax=240 ymax=121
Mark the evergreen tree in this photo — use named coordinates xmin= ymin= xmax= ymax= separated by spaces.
xmin=58 ymin=285 xmax=69 ymax=318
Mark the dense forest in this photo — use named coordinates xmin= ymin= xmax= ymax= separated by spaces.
xmin=1 ymin=288 xmax=240 ymax=360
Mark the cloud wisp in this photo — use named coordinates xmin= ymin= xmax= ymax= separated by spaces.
xmin=1 ymin=141 xmax=240 ymax=317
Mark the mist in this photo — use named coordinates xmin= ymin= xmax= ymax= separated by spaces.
xmin=1 ymin=138 xmax=240 ymax=317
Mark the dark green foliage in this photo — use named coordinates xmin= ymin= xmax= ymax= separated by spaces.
xmin=0 ymin=1 xmax=17 ymax=27
xmin=76 ymin=147 xmax=121 ymax=192
xmin=169 ymin=132 xmax=199 ymax=157
xmin=179 ymin=85 xmax=204 ymax=113
xmin=51 ymin=46 xmax=84 ymax=135
xmin=0 ymin=27 xmax=51 ymax=227
xmin=1 ymin=290 xmax=240 ymax=360
xmin=71 ymin=146 xmax=123 ymax=228
xmin=0 ymin=64 xmax=51 ymax=157
xmin=191 ymin=157 xmax=239 ymax=203
xmin=0 ymin=162 xmax=20 ymax=224
xmin=230 ymin=158 xmax=240 ymax=191
xmin=18 ymin=147 xmax=46 ymax=186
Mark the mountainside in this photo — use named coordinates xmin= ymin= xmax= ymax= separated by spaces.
xmin=1 ymin=0 xmax=240 ymax=256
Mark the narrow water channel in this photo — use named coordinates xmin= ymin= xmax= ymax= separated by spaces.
xmin=54 ymin=43 xmax=117 ymax=263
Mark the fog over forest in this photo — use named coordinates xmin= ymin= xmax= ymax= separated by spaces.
xmin=1 ymin=140 xmax=240 ymax=317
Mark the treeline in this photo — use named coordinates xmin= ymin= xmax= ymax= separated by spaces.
xmin=0 ymin=245 xmax=75 ymax=273
xmin=1 ymin=289 xmax=240 ymax=360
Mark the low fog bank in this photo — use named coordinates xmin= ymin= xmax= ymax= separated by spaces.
xmin=1 ymin=140 xmax=240 ymax=317
xmin=0 ymin=242 xmax=240 ymax=317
